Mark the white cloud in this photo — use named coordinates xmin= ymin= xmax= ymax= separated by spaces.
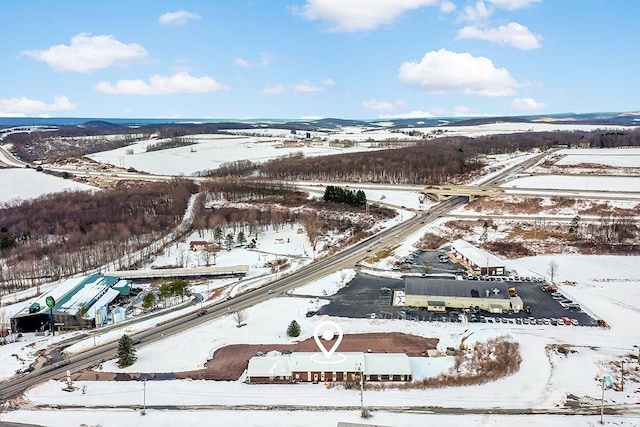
xmin=294 ymin=0 xmax=438 ymax=32
xmin=234 ymin=58 xmax=252 ymax=68
xmin=398 ymin=49 xmax=519 ymax=96
xmin=363 ymin=100 xmax=394 ymax=111
xmin=291 ymin=80 xmax=326 ymax=94
xmin=486 ymin=0 xmax=542 ymax=10
xmin=0 ymin=96 xmax=75 ymax=116
xmin=234 ymin=53 xmax=275 ymax=68
xmin=260 ymin=84 xmax=285 ymax=95
xmin=291 ymin=79 xmax=337 ymax=95
xmin=159 ymin=10 xmax=201 ymax=26
xmin=94 ymin=72 xmax=227 ymax=95
xmin=381 ymin=110 xmax=435 ymax=118
xmin=453 ymin=105 xmax=484 ymax=116
xmin=259 ymin=53 xmax=275 ymax=67
xmin=510 ymin=97 xmax=547 ymax=111
xmin=440 ymin=0 xmax=456 ymax=13
xmin=457 ymin=22 xmax=541 ymax=49
xmin=461 ymin=0 xmax=492 ymax=22
xmin=21 ymin=33 xmax=147 ymax=73
xmin=362 ymin=99 xmax=407 ymax=111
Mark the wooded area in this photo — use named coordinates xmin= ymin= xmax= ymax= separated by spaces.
xmin=2 ymin=128 xmax=640 ymax=295
xmin=0 ymin=179 xmax=197 ymax=292
xmin=258 ymin=130 xmax=640 ymax=184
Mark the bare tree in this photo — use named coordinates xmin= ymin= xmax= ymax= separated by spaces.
xmin=0 ymin=308 xmax=9 ymax=345
xmin=547 ymin=260 xmax=559 ymax=282
xmin=200 ymin=250 xmax=212 ymax=266
xmin=233 ymin=309 xmax=247 ymax=327
xmin=300 ymin=212 xmax=322 ymax=253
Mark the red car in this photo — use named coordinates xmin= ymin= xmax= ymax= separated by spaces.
xmin=562 ymin=317 xmax=572 ymax=325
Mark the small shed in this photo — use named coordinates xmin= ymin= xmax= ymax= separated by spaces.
xmin=189 ymin=240 xmax=209 ymax=251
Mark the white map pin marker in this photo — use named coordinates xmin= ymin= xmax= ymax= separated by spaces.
xmin=313 ymin=320 xmax=343 ymax=359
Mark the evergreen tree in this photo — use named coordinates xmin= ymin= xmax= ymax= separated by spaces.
xmin=286 ymin=320 xmax=301 ymax=337
xmin=117 ymin=334 xmax=137 ymax=368
xmin=169 ymin=279 xmax=191 ymax=302
xmin=214 ymin=227 xmax=223 ymax=243
xmin=237 ymin=230 xmax=246 ymax=245
xmin=142 ymin=292 xmax=157 ymax=311
xmin=225 ymin=233 xmax=235 ymax=250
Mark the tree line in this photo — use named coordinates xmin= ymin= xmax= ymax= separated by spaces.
xmin=257 ymin=129 xmax=640 ymax=184
xmin=0 ymin=179 xmax=197 ymax=293
xmin=323 ymin=185 xmax=367 ymax=207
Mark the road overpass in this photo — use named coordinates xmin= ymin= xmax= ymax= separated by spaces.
xmin=422 ymin=185 xmax=503 ymax=201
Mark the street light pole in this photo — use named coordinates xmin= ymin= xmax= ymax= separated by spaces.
xmin=142 ymin=377 xmax=146 ymax=416
xmin=599 ymin=378 xmax=605 ymax=425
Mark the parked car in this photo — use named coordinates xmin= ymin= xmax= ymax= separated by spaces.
xmin=571 ymin=318 xmax=580 ymax=326
xmin=562 ymin=317 xmax=572 ymax=325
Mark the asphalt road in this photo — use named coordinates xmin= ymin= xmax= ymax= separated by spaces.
xmin=0 ymin=151 xmax=551 ymax=402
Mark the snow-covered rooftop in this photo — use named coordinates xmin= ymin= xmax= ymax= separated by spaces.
xmin=450 ymin=239 xmax=505 ymax=269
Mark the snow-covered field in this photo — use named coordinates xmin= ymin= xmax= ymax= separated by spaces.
xmin=0 ymin=168 xmax=97 ymax=204
xmin=2 ymin=126 xmax=640 ymax=426
xmin=556 ymin=148 xmax=640 ymax=168
xmin=87 ymin=133 xmax=382 ymax=176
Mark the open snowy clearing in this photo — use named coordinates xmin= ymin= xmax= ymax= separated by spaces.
xmin=0 ymin=168 xmax=97 ymax=204
xmin=87 ymin=134 xmax=381 ymax=176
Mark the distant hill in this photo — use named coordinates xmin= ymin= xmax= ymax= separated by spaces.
xmin=1 ymin=111 xmax=638 ymax=131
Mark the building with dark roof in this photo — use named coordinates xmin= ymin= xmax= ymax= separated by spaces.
xmin=404 ymin=277 xmax=521 ymax=313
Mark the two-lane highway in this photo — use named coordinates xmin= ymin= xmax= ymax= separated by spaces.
xmin=0 ymin=150 xmax=551 ymax=402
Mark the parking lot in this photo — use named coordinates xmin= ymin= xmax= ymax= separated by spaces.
xmin=317 ymin=261 xmax=598 ymax=327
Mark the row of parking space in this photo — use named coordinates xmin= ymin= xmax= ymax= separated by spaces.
xmin=479 ymin=316 xmax=581 ymax=326
xmin=464 ymin=275 xmax=545 ymax=283
xmin=371 ymin=306 xmax=594 ymax=326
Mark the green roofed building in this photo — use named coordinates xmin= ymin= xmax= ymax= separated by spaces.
xmin=11 ymin=274 xmax=131 ymax=333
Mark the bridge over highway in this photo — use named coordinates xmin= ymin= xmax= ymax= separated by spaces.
xmin=422 ymin=185 xmax=503 ymax=201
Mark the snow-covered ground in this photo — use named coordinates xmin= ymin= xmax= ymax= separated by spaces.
xmin=2 ymin=130 xmax=640 ymax=426
xmin=0 ymin=168 xmax=97 ymax=204
xmin=2 ymin=212 xmax=640 ymax=426
xmin=87 ymin=134 xmax=382 ymax=176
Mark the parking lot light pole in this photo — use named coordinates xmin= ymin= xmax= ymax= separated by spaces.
xmin=599 ymin=377 xmax=605 ymax=425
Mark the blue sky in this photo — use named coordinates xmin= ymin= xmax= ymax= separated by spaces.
xmin=1 ymin=0 xmax=638 ymax=120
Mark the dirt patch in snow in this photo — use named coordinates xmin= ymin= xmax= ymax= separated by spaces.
xmin=70 ymin=332 xmax=437 ymax=382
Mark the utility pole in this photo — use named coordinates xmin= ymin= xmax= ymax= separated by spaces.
xmin=356 ymin=363 xmax=364 ymax=417
xmin=621 ymin=360 xmax=624 ymax=392
xmin=599 ymin=378 xmax=605 ymax=424
xmin=142 ymin=377 xmax=146 ymax=416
